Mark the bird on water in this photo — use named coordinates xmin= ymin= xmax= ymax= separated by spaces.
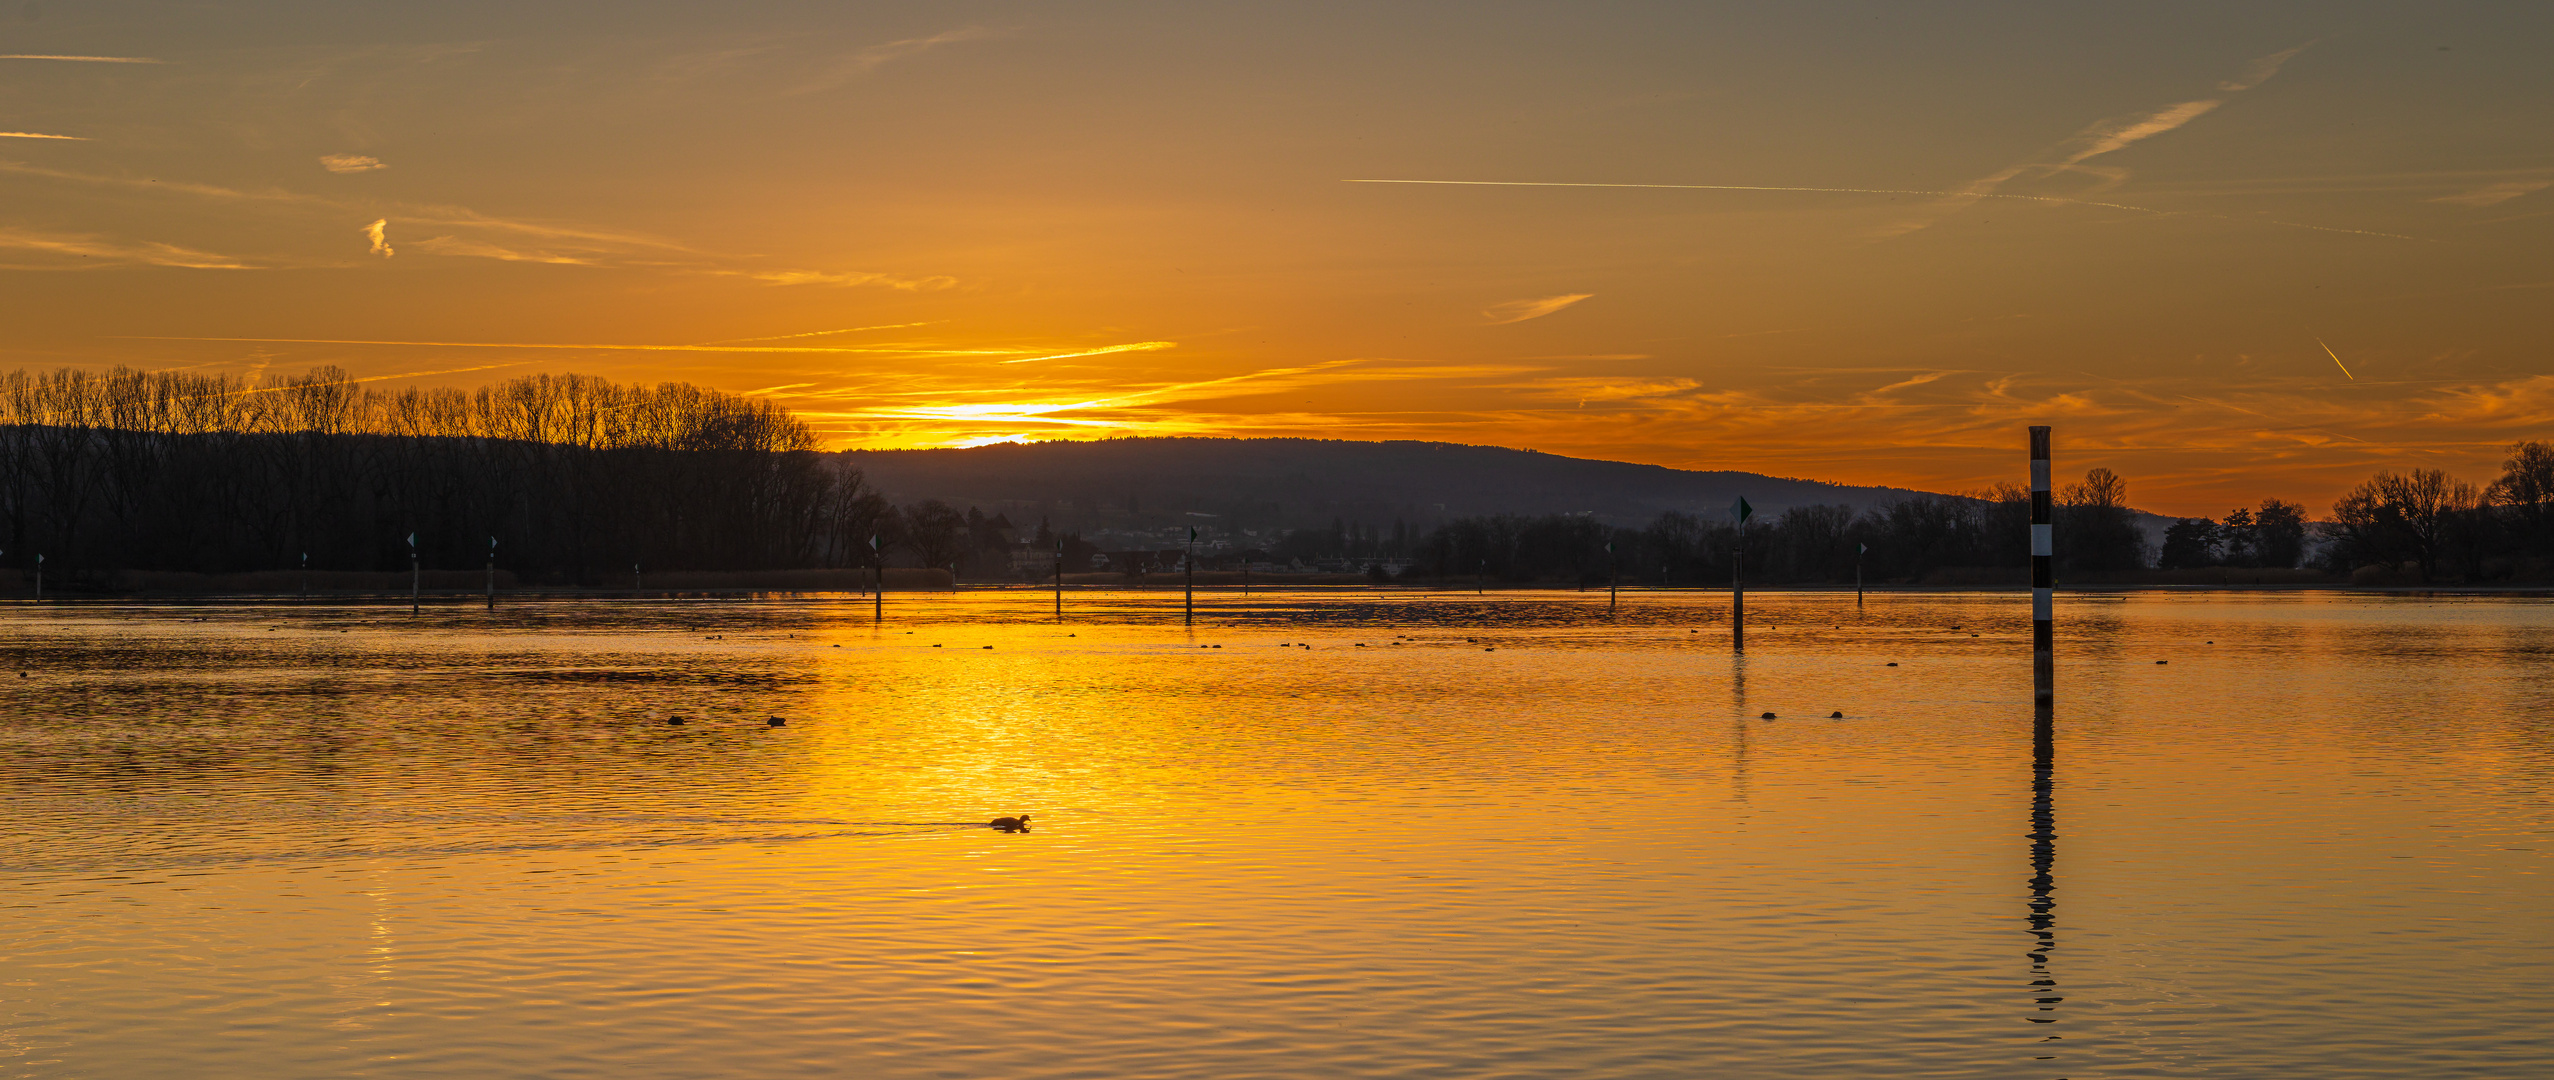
xmin=989 ymin=814 xmax=1032 ymax=832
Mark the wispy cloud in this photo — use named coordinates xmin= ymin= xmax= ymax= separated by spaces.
xmin=118 ymin=335 xmax=1062 ymax=358
xmin=0 ymin=54 xmax=164 ymax=63
xmin=2220 ymin=43 xmax=2311 ymax=92
xmin=1350 ymin=179 xmax=2172 ymax=216
xmin=699 ymin=322 xmax=940 ymax=345
xmin=0 ymin=229 xmax=249 ymax=269
xmin=0 ymin=159 xmax=960 ymax=279
xmin=1867 ymin=371 xmax=1952 ymax=396
xmin=414 ymin=236 xmax=589 ymax=264
xmin=362 ymin=219 xmax=394 ymax=258
xmin=2055 ymin=99 xmax=2223 ymax=168
xmin=1880 ymin=43 xmax=2312 ymax=237
xmin=2432 ymin=179 xmax=2549 ymax=208
xmin=321 ymin=153 xmax=386 ymax=174
xmin=741 ymin=269 xmax=959 ymax=290
xmin=1351 ymin=177 xmax=2412 ymax=240
xmin=787 ymin=27 xmax=993 ymax=95
xmin=998 ymin=341 xmax=1178 ymax=364
xmin=1484 ymin=293 xmax=1593 ymax=325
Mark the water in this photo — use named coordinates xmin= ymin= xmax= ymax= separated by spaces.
xmin=2 ymin=591 xmax=2548 ymax=1078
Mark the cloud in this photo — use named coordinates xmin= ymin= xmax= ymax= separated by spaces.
xmin=119 ymin=335 xmax=1028 ymax=357
xmin=0 ymin=228 xmax=249 ymax=269
xmin=320 ymin=153 xmax=386 ymax=174
xmin=787 ymin=27 xmax=993 ymax=95
xmin=363 ymin=219 xmax=393 ymax=258
xmin=998 ymin=341 xmax=1178 ymax=364
xmin=2220 ymin=43 xmax=2311 ymax=92
xmin=2432 ymin=180 xmax=2550 ymax=208
xmin=742 ymin=269 xmax=958 ymax=290
xmin=1882 ymin=43 xmax=2311 ymax=237
xmin=699 ymin=322 xmax=940 ymax=345
xmin=0 ymin=54 xmax=164 ymax=63
xmin=0 ymin=159 xmax=978 ymax=281
xmin=414 ymin=236 xmax=588 ymax=264
xmin=1352 ymin=178 xmax=2174 ymax=218
xmin=1867 ymin=371 xmax=1952 ymax=396
xmin=0 ymin=131 xmax=83 ymax=139
xmin=2056 ymin=99 xmax=2222 ymax=167
xmin=1484 ymin=293 xmax=1593 ymax=325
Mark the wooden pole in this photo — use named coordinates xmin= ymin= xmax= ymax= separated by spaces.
xmin=1731 ymin=497 xmax=1750 ymax=652
xmin=1731 ymin=544 xmax=1743 ymax=652
xmin=485 ymin=536 xmax=496 ymax=610
xmin=1184 ymin=544 xmax=1195 ymax=625
xmin=1608 ymin=542 xmax=1618 ymax=612
xmin=1054 ymin=541 xmax=1064 ymax=618
xmin=300 ymin=552 xmax=309 ymax=600
xmin=2031 ymin=425 xmax=2054 ymax=705
xmin=1856 ymin=544 xmax=1864 ymax=608
xmin=32 ymin=553 xmax=41 ymax=603
xmin=871 ymin=535 xmax=882 ymax=622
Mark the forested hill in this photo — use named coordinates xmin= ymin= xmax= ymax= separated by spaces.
xmin=843 ymin=438 xmax=1944 ymax=534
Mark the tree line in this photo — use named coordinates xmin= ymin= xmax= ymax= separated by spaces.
xmin=0 ymin=365 xmax=891 ymax=583
xmin=2309 ymin=442 xmax=2554 ymax=582
xmin=1402 ymin=468 xmax=2157 ymax=585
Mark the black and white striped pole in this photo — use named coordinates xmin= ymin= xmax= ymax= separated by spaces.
xmin=2030 ymin=426 xmax=2054 ymax=705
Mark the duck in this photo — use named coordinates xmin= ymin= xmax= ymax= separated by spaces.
xmin=989 ymin=814 xmax=1032 ymax=831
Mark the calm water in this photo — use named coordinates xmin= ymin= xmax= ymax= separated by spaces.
xmin=2 ymin=590 xmax=2548 ymax=1078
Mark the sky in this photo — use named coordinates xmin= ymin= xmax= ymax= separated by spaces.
xmin=1 ymin=0 xmax=2549 ymax=516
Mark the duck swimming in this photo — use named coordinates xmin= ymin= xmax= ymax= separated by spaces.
xmin=989 ymin=814 xmax=1032 ymax=832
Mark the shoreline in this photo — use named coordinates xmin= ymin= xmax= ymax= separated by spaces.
xmin=6 ymin=582 xmax=2554 ymax=604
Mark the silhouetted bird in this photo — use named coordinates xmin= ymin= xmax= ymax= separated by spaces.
xmin=989 ymin=814 xmax=1031 ymax=832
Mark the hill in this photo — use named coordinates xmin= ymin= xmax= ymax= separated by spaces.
xmin=841 ymin=438 xmax=1953 ymax=536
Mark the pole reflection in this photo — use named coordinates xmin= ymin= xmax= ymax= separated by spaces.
xmin=2026 ymin=703 xmax=2061 ymax=1059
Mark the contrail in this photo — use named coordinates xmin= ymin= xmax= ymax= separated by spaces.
xmin=0 ymin=54 xmax=165 ymax=63
xmin=999 ymin=341 xmax=1178 ymax=364
xmin=1345 ymin=178 xmax=2171 ymax=215
xmin=116 ymin=335 xmax=964 ymax=355
xmin=2316 ymin=337 xmax=2353 ymax=380
xmin=697 ymin=321 xmax=939 ymax=345
xmin=1346 ymin=178 xmax=2419 ymax=240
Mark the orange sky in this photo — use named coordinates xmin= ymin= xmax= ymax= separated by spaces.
xmin=3 ymin=2 xmax=2550 ymax=516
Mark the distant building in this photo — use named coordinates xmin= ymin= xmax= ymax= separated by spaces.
xmin=1006 ymin=544 xmax=1053 ymax=574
